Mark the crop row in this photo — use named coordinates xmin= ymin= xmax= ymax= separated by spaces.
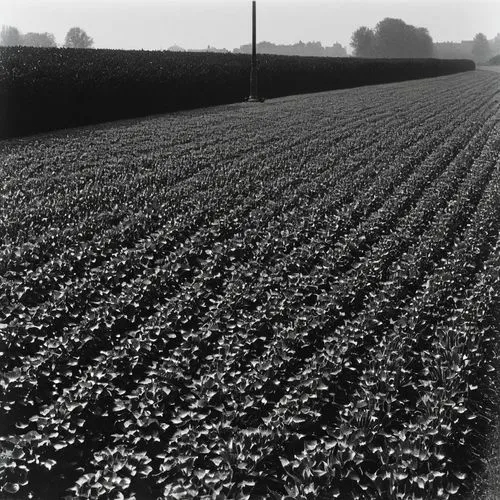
xmin=1 ymin=75 xmax=492 ymax=422
xmin=0 ymin=69 xmax=499 ymax=499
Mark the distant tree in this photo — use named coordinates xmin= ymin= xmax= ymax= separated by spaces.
xmin=22 ymin=32 xmax=57 ymax=48
xmin=413 ymin=27 xmax=434 ymax=57
xmin=351 ymin=26 xmax=376 ymax=57
xmin=472 ymin=33 xmax=491 ymax=62
xmin=375 ymin=18 xmax=409 ymax=58
xmin=492 ymin=33 xmax=500 ymax=55
xmin=0 ymin=25 xmax=22 ymax=46
xmin=376 ymin=18 xmax=433 ymax=58
xmin=64 ymin=27 xmax=93 ymax=49
xmin=351 ymin=18 xmax=433 ymax=58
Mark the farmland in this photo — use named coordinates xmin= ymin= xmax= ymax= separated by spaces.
xmin=1 ymin=69 xmax=500 ymax=499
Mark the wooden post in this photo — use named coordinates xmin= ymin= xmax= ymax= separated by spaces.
xmin=248 ymin=1 xmax=259 ymax=101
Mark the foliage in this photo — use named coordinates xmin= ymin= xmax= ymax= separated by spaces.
xmin=350 ymin=18 xmax=434 ymax=58
xmin=350 ymin=27 xmax=377 ymax=58
xmin=488 ymin=54 xmax=500 ymax=65
xmin=0 ymin=46 xmax=474 ymax=139
xmin=22 ymin=32 xmax=57 ymax=48
xmin=0 ymin=26 xmax=22 ymax=47
xmin=64 ymin=27 xmax=94 ymax=49
xmin=472 ymin=33 xmax=491 ymax=63
xmin=0 ymin=69 xmax=499 ymax=499
xmin=491 ymin=34 xmax=500 ymax=57
xmin=1 ymin=26 xmax=56 ymax=48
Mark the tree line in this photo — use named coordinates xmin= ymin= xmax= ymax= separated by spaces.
xmin=234 ymin=41 xmax=347 ymax=57
xmin=351 ymin=17 xmax=498 ymax=63
xmin=0 ymin=26 xmax=93 ymax=49
xmin=351 ymin=19 xmax=433 ymax=58
xmin=2 ymin=19 xmax=497 ymax=63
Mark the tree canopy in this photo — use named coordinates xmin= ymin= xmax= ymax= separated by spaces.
xmin=351 ymin=27 xmax=377 ymax=58
xmin=64 ymin=27 xmax=94 ymax=49
xmin=351 ymin=18 xmax=433 ymax=58
xmin=0 ymin=26 xmax=22 ymax=46
xmin=1 ymin=26 xmax=56 ymax=47
xmin=22 ymin=32 xmax=57 ymax=48
xmin=492 ymin=33 xmax=500 ymax=55
xmin=472 ymin=33 xmax=491 ymax=62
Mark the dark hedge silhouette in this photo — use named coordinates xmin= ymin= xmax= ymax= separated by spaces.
xmin=0 ymin=46 xmax=475 ymax=139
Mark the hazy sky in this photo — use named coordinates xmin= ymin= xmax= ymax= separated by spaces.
xmin=2 ymin=0 xmax=499 ymax=52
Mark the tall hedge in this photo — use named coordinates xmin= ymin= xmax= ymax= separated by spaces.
xmin=0 ymin=47 xmax=475 ymax=138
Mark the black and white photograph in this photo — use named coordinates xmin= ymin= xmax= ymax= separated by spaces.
xmin=0 ymin=0 xmax=499 ymax=498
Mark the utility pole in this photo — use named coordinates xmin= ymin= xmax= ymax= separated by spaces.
xmin=248 ymin=1 xmax=260 ymax=102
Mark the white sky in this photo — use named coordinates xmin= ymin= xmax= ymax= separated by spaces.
xmin=2 ymin=0 xmax=499 ymax=52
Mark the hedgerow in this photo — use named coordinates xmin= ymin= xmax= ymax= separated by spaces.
xmin=0 ymin=46 xmax=474 ymax=138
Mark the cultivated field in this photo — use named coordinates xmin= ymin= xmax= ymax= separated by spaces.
xmin=1 ymin=70 xmax=500 ymax=499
